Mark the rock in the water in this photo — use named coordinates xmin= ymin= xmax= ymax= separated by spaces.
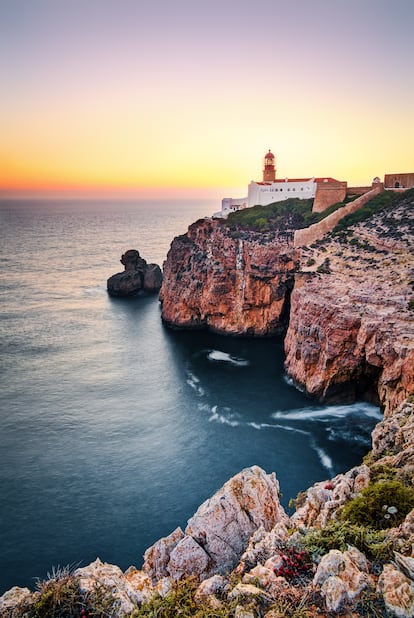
xmin=107 ymin=249 xmax=162 ymax=297
xmin=143 ymin=466 xmax=288 ymax=582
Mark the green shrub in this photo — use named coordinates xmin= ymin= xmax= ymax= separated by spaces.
xmin=302 ymin=520 xmax=393 ymax=562
xmin=223 ymin=197 xmax=344 ymax=233
xmin=133 ymin=578 xmax=232 ymax=617
xmin=340 ymin=480 xmax=414 ymax=530
xmin=316 ymin=258 xmax=331 ymax=274
xmin=32 ymin=571 xmax=84 ymax=618
xmin=408 ymin=298 xmax=414 ymax=312
xmin=306 ymin=258 xmax=315 ymax=267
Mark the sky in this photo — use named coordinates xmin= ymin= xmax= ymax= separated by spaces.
xmin=0 ymin=0 xmax=413 ymax=198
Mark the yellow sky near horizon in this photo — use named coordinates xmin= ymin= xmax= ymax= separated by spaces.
xmin=1 ymin=0 xmax=413 ymax=199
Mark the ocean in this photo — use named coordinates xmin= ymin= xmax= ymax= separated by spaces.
xmin=0 ymin=198 xmax=381 ymax=594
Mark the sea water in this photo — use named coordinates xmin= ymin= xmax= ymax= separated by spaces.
xmin=0 ymin=199 xmax=381 ymax=594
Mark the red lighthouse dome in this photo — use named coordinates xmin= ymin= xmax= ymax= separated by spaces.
xmin=265 ymin=150 xmax=275 ymax=159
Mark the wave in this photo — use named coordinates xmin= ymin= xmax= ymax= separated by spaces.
xmin=272 ymin=402 xmax=382 ymax=422
xmin=247 ymin=422 xmax=309 ymax=436
xmin=186 ymin=371 xmax=205 ymax=396
xmin=202 ymin=405 xmax=336 ymax=474
xmin=206 ymin=350 xmax=250 ymax=366
xmin=313 ymin=444 xmax=334 ymax=474
xmin=283 ymin=374 xmax=306 ymax=392
xmin=209 ymin=405 xmax=241 ymax=427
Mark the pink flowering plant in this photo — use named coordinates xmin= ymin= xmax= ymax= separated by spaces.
xmin=274 ymin=546 xmax=313 ymax=583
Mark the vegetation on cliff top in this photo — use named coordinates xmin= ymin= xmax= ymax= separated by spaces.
xmin=222 ymin=197 xmax=345 ymax=232
xmin=332 ymin=187 xmax=414 ymax=235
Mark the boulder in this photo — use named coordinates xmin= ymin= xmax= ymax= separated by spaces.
xmin=378 ymin=563 xmax=414 ymax=618
xmin=107 ymin=249 xmax=162 ymax=297
xmin=313 ymin=547 xmax=372 ymax=612
xmin=75 ymin=558 xmax=153 ymax=615
xmin=0 ymin=586 xmax=33 ymax=612
xmin=143 ymin=466 xmax=288 ymax=582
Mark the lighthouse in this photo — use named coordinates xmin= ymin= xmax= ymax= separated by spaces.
xmin=263 ymin=150 xmax=276 ymax=182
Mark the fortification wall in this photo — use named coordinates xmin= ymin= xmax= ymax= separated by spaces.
xmin=294 ymin=185 xmax=383 ymax=247
xmin=384 ymin=172 xmax=414 ymax=189
xmin=347 ymin=186 xmax=372 ymax=196
xmin=312 ymin=182 xmax=347 ymax=213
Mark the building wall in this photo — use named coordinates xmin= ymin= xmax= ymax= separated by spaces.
xmin=384 ymin=173 xmax=414 ymax=189
xmin=247 ymin=179 xmax=315 ymax=207
xmin=312 ymin=181 xmax=347 ymax=213
xmin=221 ymin=197 xmax=248 ymax=216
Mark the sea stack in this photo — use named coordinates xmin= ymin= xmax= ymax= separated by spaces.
xmin=107 ymin=249 xmax=162 ymax=297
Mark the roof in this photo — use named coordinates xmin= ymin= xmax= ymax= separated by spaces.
xmin=264 ymin=150 xmax=275 ymax=159
xmin=256 ymin=177 xmax=342 ymax=185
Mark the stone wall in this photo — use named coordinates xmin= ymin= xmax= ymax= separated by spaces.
xmin=384 ymin=172 xmax=414 ymax=189
xmin=294 ymin=185 xmax=383 ymax=247
xmin=312 ymin=181 xmax=347 ymax=213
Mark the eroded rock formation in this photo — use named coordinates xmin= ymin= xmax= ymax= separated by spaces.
xmin=142 ymin=466 xmax=288 ymax=582
xmin=107 ymin=249 xmax=162 ymax=297
xmin=285 ymin=191 xmax=414 ymax=413
xmin=160 ymin=218 xmax=299 ymax=335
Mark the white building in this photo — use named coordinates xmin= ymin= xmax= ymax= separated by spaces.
xmin=217 ymin=150 xmax=346 ymax=217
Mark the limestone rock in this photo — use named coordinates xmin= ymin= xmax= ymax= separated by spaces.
xmin=242 ymin=563 xmax=289 ymax=600
xmin=107 ymin=249 xmax=162 ymax=297
xmin=395 ymin=553 xmax=414 ymax=583
xmin=142 ymin=527 xmax=184 ymax=582
xmin=0 ymin=586 xmax=33 ymax=612
xmin=371 ymin=400 xmax=414 ymax=485
xmin=378 ymin=563 xmax=414 ymax=617
xmin=160 ymin=218 xmax=300 ymax=335
xmin=290 ymin=464 xmax=370 ymax=529
xmin=75 ymin=557 xmax=153 ymax=615
xmin=228 ymin=582 xmax=271 ymax=603
xmin=195 ymin=574 xmax=227 ymax=601
xmin=167 ymin=535 xmax=210 ymax=580
xmin=313 ymin=547 xmax=372 ymax=612
xmin=185 ymin=466 xmax=289 ymax=577
xmin=237 ymin=522 xmax=290 ymax=573
xmin=195 ymin=574 xmax=227 ymax=609
xmin=143 ymin=466 xmax=288 ymax=582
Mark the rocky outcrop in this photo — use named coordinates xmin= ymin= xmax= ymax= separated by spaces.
xmin=378 ymin=562 xmax=414 ymax=618
xmin=313 ymin=547 xmax=373 ymax=612
xmin=160 ymin=218 xmax=299 ymax=335
xmin=143 ymin=466 xmax=288 ymax=582
xmin=107 ymin=249 xmax=162 ymax=297
xmin=285 ymin=191 xmax=414 ymax=413
xmin=290 ymin=464 xmax=370 ymax=529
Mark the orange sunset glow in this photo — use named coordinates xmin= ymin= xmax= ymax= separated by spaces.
xmin=1 ymin=0 xmax=413 ymax=198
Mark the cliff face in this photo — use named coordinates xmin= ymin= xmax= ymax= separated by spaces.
xmin=285 ymin=191 xmax=414 ymax=414
xmin=160 ymin=218 xmax=300 ymax=335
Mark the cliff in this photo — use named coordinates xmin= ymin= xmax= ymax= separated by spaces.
xmin=285 ymin=189 xmax=414 ymax=415
xmin=160 ymin=218 xmax=299 ymax=335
